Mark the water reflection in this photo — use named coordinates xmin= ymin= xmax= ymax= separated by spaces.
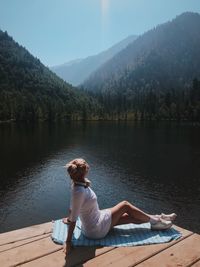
xmin=0 ymin=121 xmax=200 ymax=233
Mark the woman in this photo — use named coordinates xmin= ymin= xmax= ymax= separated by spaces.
xmin=63 ymin=158 xmax=176 ymax=255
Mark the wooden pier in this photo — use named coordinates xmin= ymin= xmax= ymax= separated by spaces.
xmin=0 ymin=221 xmax=200 ymax=267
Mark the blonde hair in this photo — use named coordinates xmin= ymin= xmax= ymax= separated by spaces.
xmin=65 ymin=158 xmax=91 ymax=186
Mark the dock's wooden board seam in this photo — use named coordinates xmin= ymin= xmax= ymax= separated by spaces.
xmin=132 ymin=234 xmax=200 ymax=267
xmin=76 ymin=226 xmax=191 ymax=267
xmin=0 ymin=233 xmax=51 ymax=253
xmin=15 ymin=246 xmax=116 ymax=267
xmin=0 ymin=222 xmax=52 ymax=246
xmin=187 ymin=257 xmax=200 ymax=267
xmin=190 ymin=259 xmax=200 ymax=267
xmin=130 ymin=232 xmax=194 ymax=267
xmin=0 ymin=222 xmax=198 ymax=267
xmin=79 ymin=232 xmax=193 ymax=267
xmin=16 ymin=229 xmax=193 ymax=267
xmin=19 ymin=247 xmax=117 ymax=267
xmin=14 ymin=246 xmax=63 ymax=267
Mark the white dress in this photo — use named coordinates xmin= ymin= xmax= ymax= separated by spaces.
xmin=69 ymin=184 xmax=112 ymax=239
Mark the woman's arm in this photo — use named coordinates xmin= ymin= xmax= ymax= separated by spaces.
xmin=63 ymin=189 xmax=85 ymax=254
xmin=63 ymin=221 xmax=76 ymax=255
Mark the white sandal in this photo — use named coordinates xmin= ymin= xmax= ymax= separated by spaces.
xmin=151 ymin=218 xmax=172 ymax=230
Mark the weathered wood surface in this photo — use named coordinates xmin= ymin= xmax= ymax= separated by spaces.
xmin=0 ymin=222 xmax=52 ymax=246
xmin=191 ymin=260 xmax=200 ymax=267
xmin=80 ymin=226 xmax=193 ymax=267
xmin=0 ymin=222 xmax=199 ymax=267
xmin=136 ymin=234 xmax=200 ymax=267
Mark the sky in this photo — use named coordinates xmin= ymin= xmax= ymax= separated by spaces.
xmin=0 ymin=0 xmax=199 ymax=67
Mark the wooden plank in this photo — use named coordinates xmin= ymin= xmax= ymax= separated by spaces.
xmin=0 ymin=233 xmax=115 ymax=267
xmin=0 ymin=222 xmax=193 ymax=267
xmin=0 ymin=222 xmax=52 ymax=246
xmin=81 ymin=227 xmax=192 ymax=267
xmin=172 ymin=225 xmax=191 ymax=234
xmin=21 ymin=247 xmax=115 ymax=267
xmin=0 ymin=235 xmax=61 ymax=267
xmin=0 ymin=233 xmax=51 ymax=253
xmin=136 ymin=234 xmax=200 ymax=267
xmin=21 ymin=225 xmax=191 ymax=267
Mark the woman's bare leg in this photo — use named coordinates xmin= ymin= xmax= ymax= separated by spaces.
xmin=114 ymin=213 xmax=144 ymax=225
xmin=109 ymin=201 xmax=154 ymax=229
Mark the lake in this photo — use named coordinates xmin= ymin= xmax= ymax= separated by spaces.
xmin=0 ymin=121 xmax=200 ymax=234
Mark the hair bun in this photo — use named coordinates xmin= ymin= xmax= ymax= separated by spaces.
xmin=65 ymin=158 xmax=90 ymax=181
xmin=67 ymin=163 xmax=77 ymax=174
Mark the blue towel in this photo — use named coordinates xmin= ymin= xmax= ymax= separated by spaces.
xmin=52 ymin=218 xmax=182 ymax=247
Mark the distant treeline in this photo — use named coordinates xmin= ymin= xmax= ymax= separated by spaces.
xmin=88 ymin=78 xmax=200 ymax=121
xmin=0 ymin=29 xmax=200 ymax=122
xmin=0 ymin=87 xmax=100 ymax=122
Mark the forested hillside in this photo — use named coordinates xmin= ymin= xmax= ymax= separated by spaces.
xmin=1 ymin=12 xmax=200 ymax=122
xmin=0 ymin=30 xmax=100 ymax=121
xmin=82 ymin=12 xmax=200 ymax=121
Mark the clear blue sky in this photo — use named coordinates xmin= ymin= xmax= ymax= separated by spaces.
xmin=0 ymin=0 xmax=199 ymax=66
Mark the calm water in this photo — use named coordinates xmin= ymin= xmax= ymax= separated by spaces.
xmin=0 ymin=121 xmax=200 ymax=234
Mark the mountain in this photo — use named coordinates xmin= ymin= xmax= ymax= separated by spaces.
xmin=0 ymin=30 xmax=99 ymax=121
xmin=83 ymin=12 xmax=200 ymax=92
xmin=83 ymin=12 xmax=200 ymax=121
xmin=1 ymin=12 xmax=200 ymax=122
xmin=51 ymin=35 xmax=137 ymax=86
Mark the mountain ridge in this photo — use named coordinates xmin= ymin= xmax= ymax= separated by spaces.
xmin=82 ymin=12 xmax=200 ymax=121
xmin=0 ymin=30 xmax=99 ymax=121
xmin=83 ymin=12 xmax=200 ymax=91
xmin=51 ymin=35 xmax=138 ymax=86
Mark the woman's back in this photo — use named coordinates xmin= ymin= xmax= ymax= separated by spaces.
xmin=70 ymin=185 xmax=101 ymax=231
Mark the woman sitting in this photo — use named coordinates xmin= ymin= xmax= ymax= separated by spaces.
xmin=63 ymin=158 xmax=177 ymax=255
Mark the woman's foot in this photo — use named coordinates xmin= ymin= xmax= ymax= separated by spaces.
xmin=150 ymin=218 xmax=173 ymax=230
xmin=156 ymin=213 xmax=177 ymax=222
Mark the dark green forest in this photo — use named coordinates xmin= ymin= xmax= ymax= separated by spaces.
xmin=0 ymin=30 xmax=100 ymax=121
xmin=1 ymin=12 xmax=200 ymax=122
xmin=87 ymin=78 xmax=200 ymax=121
xmin=82 ymin=12 xmax=200 ymax=121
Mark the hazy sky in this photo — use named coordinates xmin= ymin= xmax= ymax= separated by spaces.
xmin=0 ymin=0 xmax=199 ymax=66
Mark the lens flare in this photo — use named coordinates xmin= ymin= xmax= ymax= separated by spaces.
xmin=101 ymin=0 xmax=109 ymax=16
xmin=101 ymin=0 xmax=109 ymax=48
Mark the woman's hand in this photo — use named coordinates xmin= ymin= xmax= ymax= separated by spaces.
xmin=62 ymin=217 xmax=71 ymax=224
xmin=63 ymin=241 xmax=72 ymax=255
